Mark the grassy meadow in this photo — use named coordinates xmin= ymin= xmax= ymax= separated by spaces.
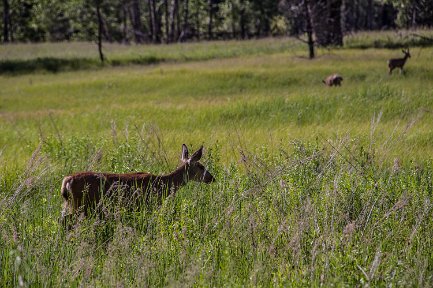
xmin=0 ymin=35 xmax=433 ymax=286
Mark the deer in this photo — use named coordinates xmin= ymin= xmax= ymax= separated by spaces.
xmin=60 ymin=144 xmax=215 ymax=224
xmin=388 ymin=48 xmax=411 ymax=75
xmin=323 ymin=74 xmax=343 ymax=87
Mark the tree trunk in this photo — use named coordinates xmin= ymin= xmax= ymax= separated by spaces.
xmin=230 ymin=0 xmax=236 ymax=38
xmin=130 ymin=0 xmax=144 ymax=43
xmin=147 ymin=0 xmax=154 ymax=41
xmin=411 ymin=5 xmax=416 ymax=28
xmin=195 ymin=3 xmax=200 ymax=40
xmin=169 ymin=0 xmax=178 ymax=42
xmin=351 ymin=0 xmax=358 ymax=31
xmin=122 ymin=0 xmax=129 ymax=43
xmin=164 ymin=0 xmax=169 ymax=43
xmin=101 ymin=12 xmax=113 ymax=42
xmin=329 ymin=0 xmax=343 ymax=45
xmin=304 ymin=0 xmax=315 ymax=59
xmin=208 ymin=0 xmax=213 ymax=40
xmin=366 ymin=0 xmax=373 ymax=30
xmin=150 ymin=0 xmax=161 ymax=43
xmin=310 ymin=0 xmax=327 ymax=46
xmin=175 ymin=0 xmax=180 ymax=40
xmin=239 ymin=0 xmax=246 ymax=39
xmin=95 ymin=0 xmax=105 ymax=63
xmin=179 ymin=0 xmax=189 ymax=41
xmin=3 ymin=0 xmax=10 ymax=43
xmin=311 ymin=0 xmax=343 ymax=47
xmin=256 ymin=1 xmax=264 ymax=37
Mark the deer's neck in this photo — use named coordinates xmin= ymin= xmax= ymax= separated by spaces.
xmin=157 ymin=164 xmax=189 ymax=195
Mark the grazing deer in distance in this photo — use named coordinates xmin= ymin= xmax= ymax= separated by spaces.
xmin=323 ymin=74 xmax=343 ymax=87
xmin=388 ymin=48 xmax=411 ymax=75
xmin=61 ymin=144 xmax=215 ymax=222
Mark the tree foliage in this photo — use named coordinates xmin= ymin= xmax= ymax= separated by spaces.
xmin=1 ymin=0 xmax=432 ymax=44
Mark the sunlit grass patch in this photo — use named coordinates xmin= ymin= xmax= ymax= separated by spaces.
xmin=0 ymin=36 xmax=433 ymax=286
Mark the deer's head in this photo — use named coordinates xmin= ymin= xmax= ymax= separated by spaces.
xmin=181 ymin=144 xmax=215 ymax=183
xmin=402 ymin=48 xmax=411 ymax=58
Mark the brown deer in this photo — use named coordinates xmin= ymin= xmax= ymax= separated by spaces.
xmin=388 ymin=49 xmax=411 ymax=75
xmin=61 ymin=144 xmax=214 ymax=221
xmin=323 ymin=74 xmax=343 ymax=87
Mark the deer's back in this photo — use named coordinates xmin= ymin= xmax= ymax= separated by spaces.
xmin=66 ymin=171 xmax=156 ymax=207
xmin=388 ymin=58 xmax=405 ymax=67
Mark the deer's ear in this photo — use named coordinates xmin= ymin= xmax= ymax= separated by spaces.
xmin=190 ymin=146 xmax=203 ymax=163
xmin=181 ymin=144 xmax=189 ymax=162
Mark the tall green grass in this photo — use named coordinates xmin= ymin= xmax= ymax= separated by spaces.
xmin=1 ymin=137 xmax=432 ymax=286
xmin=1 ymin=36 xmax=433 ymax=286
xmin=1 ymin=46 xmax=432 ymax=167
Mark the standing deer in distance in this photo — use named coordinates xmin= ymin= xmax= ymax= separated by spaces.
xmin=388 ymin=48 xmax=411 ymax=75
xmin=61 ymin=144 xmax=215 ymax=222
xmin=323 ymin=73 xmax=343 ymax=87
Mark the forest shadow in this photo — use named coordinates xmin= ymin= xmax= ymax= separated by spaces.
xmin=0 ymin=55 xmax=165 ymax=75
xmin=348 ymin=36 xmax=433 ymax=49
xmin=0 ymin=57 xmax=101 ymax=75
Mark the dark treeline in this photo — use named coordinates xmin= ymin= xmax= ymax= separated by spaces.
xmin=1 ymin=0 xmax=433 ymax=45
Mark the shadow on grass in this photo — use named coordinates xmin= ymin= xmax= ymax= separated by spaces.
xmin=110 ymin=55 xmax=164 ymax=66
xmin=348 ymin=36 xmax=433 ymax=49
xmin=0 ymin=55 xmax=166 ymax=75
xmin=0 ymin=57 xmax=101 ymax=74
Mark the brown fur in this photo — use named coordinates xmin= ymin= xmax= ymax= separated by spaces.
xmin=323 ymin=74 xmax=343 ymax=87
xmin=60 ymin=145 xmax=214 ymax=220
xmin=388 ymin=49 xmax=411 ymax=75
